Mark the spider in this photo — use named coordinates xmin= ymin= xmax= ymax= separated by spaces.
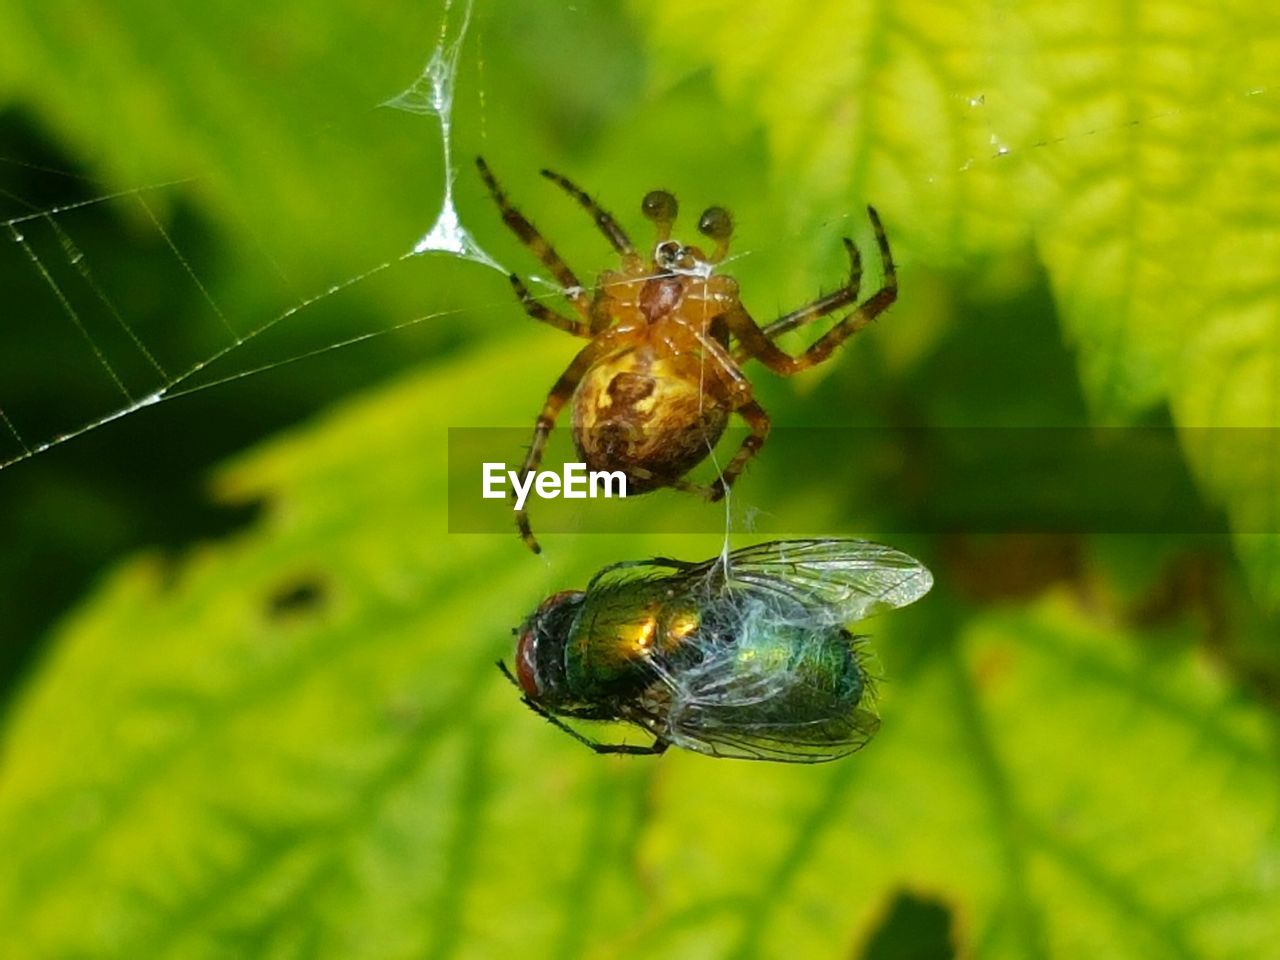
xmin=477 ymin=157 xmax=897 ymax=553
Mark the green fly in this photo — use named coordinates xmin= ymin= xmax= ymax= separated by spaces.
xmin=502 ymin=539 xmax=932 ymax=762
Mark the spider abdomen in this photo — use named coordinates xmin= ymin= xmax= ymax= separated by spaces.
xmin=572 ymin=347 xmax=730 ymax=493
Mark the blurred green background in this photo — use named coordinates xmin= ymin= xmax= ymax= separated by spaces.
xmin=2 ymin=0 xmax=1279 ymax=957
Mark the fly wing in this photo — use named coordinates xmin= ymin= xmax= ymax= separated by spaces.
xmin=647 ymin=619 xmax=881 ymax=764
xmin=584 ymin=556 xmax=696 ymax=594
xmin=691 ymin=539 xmax=933 ymax=627
xmin=664 ymin=693 xmax=881 ymax=763
xmin=667 ymin=707 xmax=881 ymax=762
xmin=590 ymin=540 xmax=927 ymax=762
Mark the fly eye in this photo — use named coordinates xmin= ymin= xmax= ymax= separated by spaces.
xmin=642 ymin=190 xmax=678 ymax=225
xmin=515 ymin=627 xmax=542 ymax=699
xmin=697 ymin=206 xmax=733 ymax=241
xmin=537 ymin=589 xmax=582 ymax=616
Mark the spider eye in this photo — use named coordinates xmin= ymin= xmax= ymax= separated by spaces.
xmin=697 ymin=206 xmax=733 ymax=241
xmin=642 ymin=190 xmax=678 ymax=224
xmin=655 ymin=240 xmax=681 ymax=270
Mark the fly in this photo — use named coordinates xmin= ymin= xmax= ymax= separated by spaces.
xmin=502 ymin=539 xmax=932 ymax=763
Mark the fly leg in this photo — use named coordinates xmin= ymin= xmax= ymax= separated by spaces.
xmin=529 ymin=702 xmax=669 ymax=756
xmin=496 ymin=665 xmax=670 ymax=756
xmin=581 ymin=734 xmax=670 ymax=757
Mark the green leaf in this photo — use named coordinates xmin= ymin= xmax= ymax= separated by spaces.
xmin=631 ymin=0 xmax=1280 ymax=604
xmin=1 ymin=339 xmax=1276 ymax=958
xmin=638 ymin=599 xmax=1279 ymax=958
xmin=3 ymin=3 xmax=1279 ymax=954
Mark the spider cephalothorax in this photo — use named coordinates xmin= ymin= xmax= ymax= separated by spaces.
xmin=477 ymin=157 xmax=897 ymax=553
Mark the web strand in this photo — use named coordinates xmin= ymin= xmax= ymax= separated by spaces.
xmin=0 ymin=0 xmax=497 ymax=471
xmin=8 ymin=219 xmax=136 ymax=404
xmin=135 ymin=195 xmax=239 ymax=342
xmin=0 ymin=406 xmax=31 ymax=456
xmin=44 ymin=209 xmax=171 ymax=380
xmin=384 ymin=0 xmax=505 ymax=273
xmin=0 ymin=10 xmax=1275 ymax=476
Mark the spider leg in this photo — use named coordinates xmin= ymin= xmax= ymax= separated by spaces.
xmin=476 ymin=156 xmax=590 ymax=319
xmin=514 ymin=332 xmax=622 ymax=553
xmin=541 ymin=168 xmax=636 ymax=257
xmin=708 ymin=399 xmax=771 ymax=502
xmin=509 ymin=273 xmax=590 ymax=338
xmin=630 ymin=445 xmax=766 ymax=502
xmin=757 ymin=235 xmax=864 ymax=342
xmin=621 ymin=463 xmax=722 ymax=500
xmin=731 ymin=206 xmax=895 ymax=367
xmin=667 ymin=321 xmax=772 ymax=502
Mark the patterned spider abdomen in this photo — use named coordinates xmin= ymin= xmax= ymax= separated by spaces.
xmin=571 ymin=346 xmax=730 ymax=493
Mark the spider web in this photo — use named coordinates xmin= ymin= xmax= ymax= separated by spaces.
xmin=0 ymin=0 xmax=508 ymax=473
xmin=0 ymin=0 xmax=1275 ymax=528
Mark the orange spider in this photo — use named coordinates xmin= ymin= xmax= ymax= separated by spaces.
xmin=477 ymin=157 xmax=897 ymax=553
